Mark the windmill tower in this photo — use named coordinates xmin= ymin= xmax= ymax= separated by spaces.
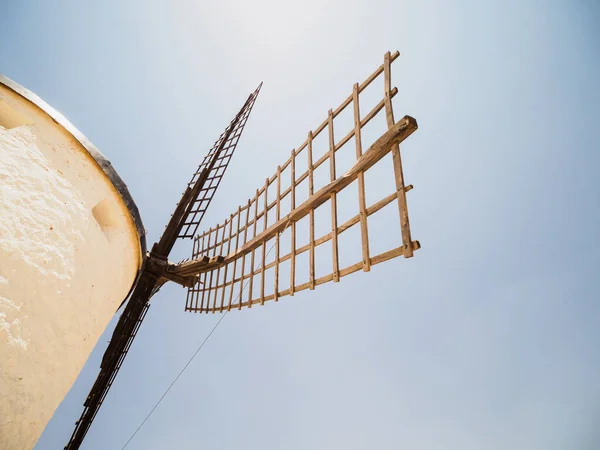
xmin=0 ymin=75 xmax=145 ymax=450
xmin=0 ymin=51 xmax=420 ymax=449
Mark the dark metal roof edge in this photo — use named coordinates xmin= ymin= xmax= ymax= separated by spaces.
xmin=0 ymin=74 xmax=147 ymax=269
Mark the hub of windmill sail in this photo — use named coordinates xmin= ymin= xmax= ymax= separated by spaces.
xmin=145 ymin=251 xmax=222 ymax=288
xmin=145 ymin=252 xmax=197 ymax=288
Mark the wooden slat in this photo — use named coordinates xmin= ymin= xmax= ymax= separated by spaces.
xmin=290 ymin=149 xmax=296 ymax=296
xmin=274 ymin=166 xmax=281 ymax=302
xmin=199 ymin=229 xmax=209 ymax=312
xmin=186 ymin=238 xmax=195 ymax=310
xmin=308 ymin=131 xmax=316 ymax=290
xmin=219 ymin=217 xmax=234 ymax=312
xmin=328 ymin=110 xmax=340 ymax=282
xmin=227 ymin=206 xmax=242 ymax=311
xmin=353 ymin=83 xmax=371 ymax=272
xmin=384 ymin=51 xmax=414 ymax=258
xmin=187 ymin=239 xmax=196 ymax=310
xmin=237 ymin=199 xmax=251 ymax=310
xmin=248 ymin=190 xmax=259 ymax=308
xmin=207 ymin=225 xmax=218 ymax=314
xmin=203 ymin=226 xmax=214 ymax=314
xmin=260 ymin=178 xmax=268 ymax=305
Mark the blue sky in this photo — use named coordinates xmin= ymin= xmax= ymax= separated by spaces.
xmin=2 ymin=0 xmax=600 ymax=449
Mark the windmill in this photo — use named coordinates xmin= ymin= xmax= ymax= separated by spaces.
xmin=64 ymin=51 xmax=420 ymax=449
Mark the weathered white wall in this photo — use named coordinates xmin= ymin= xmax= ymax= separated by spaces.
xmin=0 ymin=85 xmax=142 ymax=450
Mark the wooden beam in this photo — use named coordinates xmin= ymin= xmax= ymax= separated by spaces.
xmin=290 ymin=149 xmax=296 ymax=296
xmin=328 ymin=109 xmax=340 ymax=282
xmin=308 ymin=130 xmax=316 ymax=290
xmin=237 ymin=199 xmax=251 ymax=310
xmin=383 ymin=51 xmax=414 ymax=258
xmin=353 ymin=83 xmax=371 ymax=272
xmin=248 ymin=189 xmax=259 ymax=308
xmin=144 ymin=254 xmax=198 ymax=288
xmin=199 ymin=230 xmax=209 ymax=311
xmin=228 ymin=206 xmax=242 ymax=311
xmin=274 ymin=166 xmax=281 ymax=301
xmin=220 ymin=214 xmax=235 ymax=312
xmin=212 ymin=222 xmax=226 ymax=313
xmin=170 ymin=256 xmax=210 ymax=277
xmin=261 ymin=178 xmax=268 ymax=305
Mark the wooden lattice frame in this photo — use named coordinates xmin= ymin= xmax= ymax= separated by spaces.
xmin=186 ymin=51 xmax=419 ymax=313
xmin=177 ymin=83 xmax=262 ymax=239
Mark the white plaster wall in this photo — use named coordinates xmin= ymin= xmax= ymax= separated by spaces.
xmin=0 ymin=85 xmax=142 ymax=450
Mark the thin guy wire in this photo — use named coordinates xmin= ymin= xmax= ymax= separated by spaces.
xmin=121 ymin=241 xmax=277 ymax=449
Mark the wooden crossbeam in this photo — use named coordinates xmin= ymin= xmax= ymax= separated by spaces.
xmin=328 ymin=109 xmax=340 ymax=282
xmin=353 ymin=83 xmax=371 ymax=272
xmin=290 ymin=149 xmax=297 ymax=296
xmin=172 ymin=256 xmax=210 ymax=277
xmin=384 ymin=51 xmax=413 ymax=258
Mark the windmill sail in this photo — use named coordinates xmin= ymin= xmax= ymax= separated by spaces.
xmin=65 ymin=272 xmax=156 ymax=450
xmin=178 ymin=83 xmax=262 ymax=239
xmin=186 ymin=51 xmax=420 ymax=313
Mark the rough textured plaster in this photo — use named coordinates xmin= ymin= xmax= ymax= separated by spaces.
xmin=0 ymin=85 xmax=141 ymax=450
